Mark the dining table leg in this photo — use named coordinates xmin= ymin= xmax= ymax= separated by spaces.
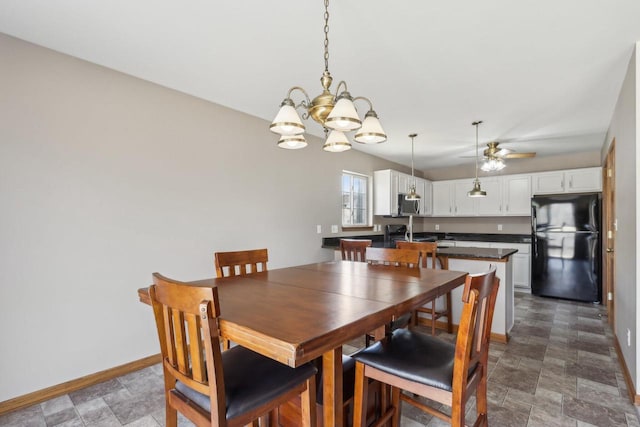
xmin=322 ymin=346 xmax=343 ymax=427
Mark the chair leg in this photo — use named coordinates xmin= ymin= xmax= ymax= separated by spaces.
xmin=430 ymin=301 xmax=437 ymax=335
xmin=300 ymin=376 xmax=317 ymax=427
xmin=445 ymin=291 xmax=453 ymax=333
xmin=390 ymin=387 xmax=401 ymax=427
xmin=165 ymin=402 xmax=177 ymax=427
xmin=352 ymin=362 xmax=368 ymax=427
xmin=476 ymin=369 xmax=488 ymax=427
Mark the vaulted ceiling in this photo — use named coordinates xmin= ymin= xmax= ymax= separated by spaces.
xmin=2 ymin=1 xmax=639 ymax=170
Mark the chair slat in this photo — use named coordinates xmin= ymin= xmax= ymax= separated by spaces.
xmin=172 ymin=309 xmax=190 ymax=376
xmin=162 ymin=305 xmax=177 ymax=366
xmin=186 ymin=313 xmax=206 ymax=383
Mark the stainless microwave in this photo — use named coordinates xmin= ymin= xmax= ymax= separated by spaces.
xmin=398 ymin=193 xmax=420 ymax=216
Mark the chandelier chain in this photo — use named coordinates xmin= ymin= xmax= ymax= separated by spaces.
xmin=323 ymin=0 xmax=330 ymax=72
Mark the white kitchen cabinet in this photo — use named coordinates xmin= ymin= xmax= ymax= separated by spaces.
xmin=503 ymin=174 xmax=532 ymax=215
xmin=491 ymin=242 xmax=531 ymax=290
xmin=373 ymin=169 xmax=399 ymax=216
xmin=432 ymin=181 xmax=454 ymax=216
xmin=374 ymin=169 xmax=432 ymax=216
xmin=475 ymin=177 xmax=503 ymax=216
xmin=453 ymin=180 xmax=476 ymax=216
xmin=532 ymin=167 xmax=602 ymax=195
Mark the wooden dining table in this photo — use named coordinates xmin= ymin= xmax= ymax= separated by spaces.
xmin=138 ymin=260 xmax=467 ymax=427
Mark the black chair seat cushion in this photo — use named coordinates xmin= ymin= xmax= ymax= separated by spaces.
xmin=174 ymin=345 xmax=317 ymax=420
xmin=315 ymin=354 xmax=356 ymax=405
xmin=352 ymin=329 xmax=477 ymax=392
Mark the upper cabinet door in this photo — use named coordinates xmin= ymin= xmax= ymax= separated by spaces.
xmin=503 ymin=174 xmax=531 ymax=215
xmin=532 ymin=171 xmax=565 ymax=194
xmin=566 ymin=167 xmax=602 ymax=192
xmin=432 ymin=181 xmax=453 ymax=216
xmin=422 ymin=179 xmax=433 ymax=216
xmin=453 ymin=180 xmax=476 ymax=216
xmin=475 ymin=177 xmax=503 ymax=216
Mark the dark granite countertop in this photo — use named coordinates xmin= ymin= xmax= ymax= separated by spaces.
xmin=436 ymin=247 xmax=518 ymax=261
xmin=322 ymin=232 xmax=530 ymax=249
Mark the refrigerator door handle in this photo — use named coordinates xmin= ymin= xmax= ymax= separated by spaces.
xmin=531 ymin=206 xmax=537 ymax=258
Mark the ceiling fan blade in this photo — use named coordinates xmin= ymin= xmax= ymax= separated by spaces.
xmin=495 ymin=148 xmax=513 ymax=157
xmin=504 ymin=152 xmax=536 ymax=159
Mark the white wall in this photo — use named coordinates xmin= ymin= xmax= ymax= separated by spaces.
xmin=0 ymin=34 xmax=410 ymax=402
xmin=603 ymin=43 xmax=639 ymax=390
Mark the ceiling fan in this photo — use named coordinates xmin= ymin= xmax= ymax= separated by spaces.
xmin=483 ymin=142 xmax=536 ymax=159
xmin=475 ymin=141 xmax=536 ymax=172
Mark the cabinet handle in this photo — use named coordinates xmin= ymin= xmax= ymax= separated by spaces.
xmin=569 ymin=177 xmax=573 ymax=188
xmin=455 ymin=206 xmax=458 ymax=213
xmin=506 ymin=204 xmax=509 ymax=212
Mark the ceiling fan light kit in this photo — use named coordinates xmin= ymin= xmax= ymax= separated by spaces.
xmin=468 ymin=121 xmax=487 ymax=198
xmin=270 ymin=0 xmax=386 ymax=152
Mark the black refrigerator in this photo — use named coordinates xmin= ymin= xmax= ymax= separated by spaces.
xmin=531 ymin=193 xmax=601 ymax=302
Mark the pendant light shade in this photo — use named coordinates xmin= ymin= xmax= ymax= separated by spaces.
xmin=322 ymin=130 xmax=352 ymax=152
xmin=468 ymin=179 xmax=487 ymax=197
xmin=405 ymin=133 xmax=421 ymax=201
xmin=468 ymin=121 xmax=487 ymax=198
xmin=325 ymin=92 xmax=362 ymax=131
xmin=277 ymin=134 xmax=307 ymax=150
xmin=270 ymin=100 xmax=305 ymax=135
xmin=354 ymin=110 xmax=386 ymax=144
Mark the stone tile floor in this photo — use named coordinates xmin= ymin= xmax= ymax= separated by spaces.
xmin=2 ymin=292 xmax=639 ymax=426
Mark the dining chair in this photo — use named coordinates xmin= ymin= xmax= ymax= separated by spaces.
xmin=214 ymin=248 xmax=268 ymax=350
xmin=364 ymin=247 xmax=421 ymax=268
xmin=214 ymin=248 xmax=268 ymax=277
xmin=364 ymin=247 xmax=420 ymax=345
xmin=149 ymin=273 xmax=317 ymax=427
xmin=351 ymin=267 xmax=499 ymax=427
xmin=340 ymin=239 xmax=372 ymax=262
xmin=396 ymin=240 xmax=453 ymax=335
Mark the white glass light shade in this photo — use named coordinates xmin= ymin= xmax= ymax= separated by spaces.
xmin=277 ymin=134 xmax=307 ymax=150
xmin=354 ymin=114 xmax=387 ymax=144
xmin=270 ymin=104 xmax=305 ymax=135
xmin=481 ymin=157 xmax=506 ymax=172
xmin=322 ymin=130 xmax=352 ymax=152
xmin=325 ymin=97 xmax=362 ymax=131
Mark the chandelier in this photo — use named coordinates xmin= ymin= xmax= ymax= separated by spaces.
xmin=468 ymin=121 xmax=487 ymax=198
xmin=269 ymin=0 xmax=387 ymax=152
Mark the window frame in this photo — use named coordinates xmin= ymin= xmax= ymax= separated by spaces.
xmin=341 ymin=170 xmax=372 ymax=228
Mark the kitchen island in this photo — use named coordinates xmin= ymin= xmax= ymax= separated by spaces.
xmin=325 ymin=242 xmax=517 ymax=342
xmin=436 ymin=246 xmax=517 ymax=342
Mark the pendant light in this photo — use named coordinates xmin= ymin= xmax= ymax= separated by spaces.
xmin=468 ymin=121 xmax=487 ymax=198
xmin=269 ymin=0 xmax=386 ymax=151
xmin=406 ymin=133 xmax=420 ymax=201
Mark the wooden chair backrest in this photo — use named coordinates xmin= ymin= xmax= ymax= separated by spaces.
xmin=395 ymin=241 xmax=440 ymax=269
xmin=452 ymin=266 xmax=499 ymax=396
xmin=340 ymin=239 xmax=372 ymax=262
xmin=149 ymin=273 xmax=226 ymax=425
xmin=214 ymin=248 xmax=268 ymax=277
xmin=365 ymin=247 xmax=420 ymax=268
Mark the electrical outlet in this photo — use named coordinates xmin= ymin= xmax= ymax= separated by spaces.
xmin=497 ymin=224 xmax=503 ymax=231
xmin=627 ymin=328 xmax=631 ymax=347
xmin=435 ymin=224 xmax=440 ymax=231
xmin=316 ymin=225 xmax=322 ymax=234
xmin=331 ymin=225 xmax=339 ymax=233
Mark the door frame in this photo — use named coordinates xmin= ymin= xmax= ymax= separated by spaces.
xmin=603 ymin=140 xmax=616 ymax=326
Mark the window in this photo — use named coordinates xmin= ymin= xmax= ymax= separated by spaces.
xmin=342 ymin=171 xmax=369 ymax=227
